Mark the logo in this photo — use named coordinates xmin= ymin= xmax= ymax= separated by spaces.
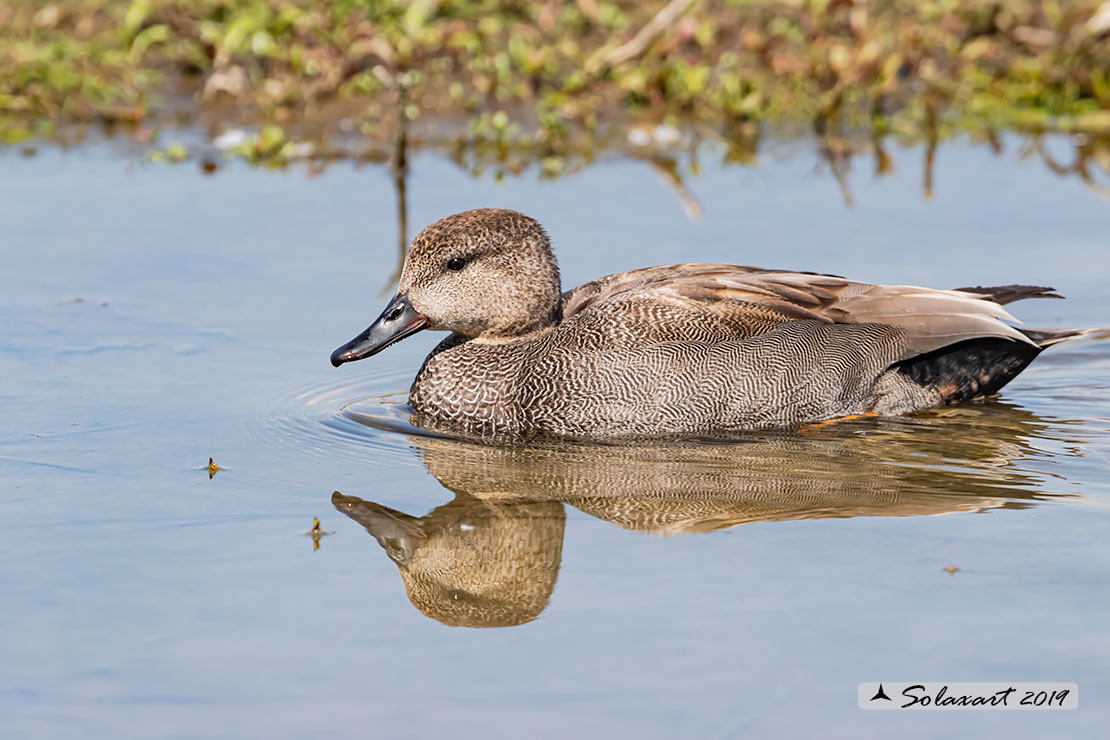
xmin=868 ymin=684 xmax=892 ymax=702
xmin=858 ymin=683 xmax=1078 ymax=710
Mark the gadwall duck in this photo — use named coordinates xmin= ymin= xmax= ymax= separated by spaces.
xmin=331 ymin=208 xmax=1088 ymax=438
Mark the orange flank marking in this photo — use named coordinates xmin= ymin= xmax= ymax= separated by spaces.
xmin=798 ymin=413 xmax=879 ymax=435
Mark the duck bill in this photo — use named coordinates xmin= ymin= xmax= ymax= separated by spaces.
xmin=332 ymin=492 xmax=424 ymax=566
xmin=330 ymin=293 xmax=429 ymax=367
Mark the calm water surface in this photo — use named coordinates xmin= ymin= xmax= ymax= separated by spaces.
xmin=2 ymin=137 xmax=1109 ymax=738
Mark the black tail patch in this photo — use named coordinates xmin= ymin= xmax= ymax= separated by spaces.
xmin=953 ymin=284 xmax=1064 ymax=305
xmin=895 ymin=338 xmax=1041 ymax=404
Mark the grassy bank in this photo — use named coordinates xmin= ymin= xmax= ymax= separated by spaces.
xmin=3 ymin=0 xmax=1110 ymax=171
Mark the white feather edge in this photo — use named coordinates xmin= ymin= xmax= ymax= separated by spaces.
xmin=739 ymin=275 xmax=1035 ymax=349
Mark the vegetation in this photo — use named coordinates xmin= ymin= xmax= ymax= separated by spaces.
xmin=3 ymin=0 xmax=1110 ymax=185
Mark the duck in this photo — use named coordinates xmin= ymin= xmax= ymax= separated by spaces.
xmin=330 ymin=208 xmax=1088 ymax=439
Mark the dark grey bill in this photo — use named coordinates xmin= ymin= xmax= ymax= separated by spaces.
xmin=330 ymin=293 xmax=429 ymax=367
xmin=331 ymin=492 xmax=423 ymax=566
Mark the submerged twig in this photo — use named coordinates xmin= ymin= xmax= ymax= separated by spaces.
xmin=646 ymin=156 xmax=703 ymax=219
xmin=382 ymin=89 xmax=411 ymax=298
xmin=587 ymin=0 xmax=696 ymax=73
xmin=923 ymin=101 xmax=938 ymax=202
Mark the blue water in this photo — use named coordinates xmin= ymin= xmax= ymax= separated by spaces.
xmin=1 ymin=135 xmax=1109 ymax=738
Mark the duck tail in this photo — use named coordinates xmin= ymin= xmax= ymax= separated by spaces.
xmin=952 ymin=285 xmax=1107 ymax=348
xmin=894 ymin=327 xmax=1105 ymax=405
xmin=953 ymin=284 xmax=1065 ymax=305
xmin=1018 ymin=327 xmax=1109 ymax=348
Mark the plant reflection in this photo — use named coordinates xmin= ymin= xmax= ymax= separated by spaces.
xmin=369 ymin=122 xmax=1110 ymax=293
xmin=333 ymin=403 xmax=1076 ymax=629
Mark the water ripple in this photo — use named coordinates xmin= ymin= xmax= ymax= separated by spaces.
xmin=255 ymin=343 xmax=1110 ymax=511
xmin=256 ymin=369 xmax=424 ymax=468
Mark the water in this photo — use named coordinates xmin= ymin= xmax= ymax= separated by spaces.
xmin=2 ymin=136 xmax=1109 ymax=738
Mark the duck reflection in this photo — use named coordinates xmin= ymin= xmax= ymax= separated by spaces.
xmin=333 ymin=493 xmax=564 ymax=629
xmin=334 ymin=403 xmax=1070 ymax=627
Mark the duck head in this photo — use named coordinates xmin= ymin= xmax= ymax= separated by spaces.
xmin=331 ymin=208 xmax=562 ymax=367
xmin=332 ymin=491 xmax=566 ymax=628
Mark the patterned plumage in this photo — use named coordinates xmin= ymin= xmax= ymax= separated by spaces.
xmin=330 ymin=209 xmax=1086 ymax=439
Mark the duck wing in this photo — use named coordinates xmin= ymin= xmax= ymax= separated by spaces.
xmin=562 ymin=263 xmax=1046 ymax=356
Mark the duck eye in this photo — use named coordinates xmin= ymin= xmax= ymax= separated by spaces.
xmin=446 ymin=257 xmax=466 ymax=271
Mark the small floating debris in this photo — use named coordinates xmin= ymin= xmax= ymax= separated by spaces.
xmin=306 ymin=517 xmax=335 ymax=551
xmin=148 ymin=142 xmax=188 ymax=164
xmin=61 ymin=297 xmax=110 ymax=307
xmin=286 ymin=141 xmax=315 ymax=159
xmin=213 ymin=128 xmax=249 ymax=151
xmin=626 ymin=123 xmax=681 ymax=148
xmin=207 ymin=457 xmax=223 ymax=479
xmin=943 ymin=564 xmax=960 ymax=575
